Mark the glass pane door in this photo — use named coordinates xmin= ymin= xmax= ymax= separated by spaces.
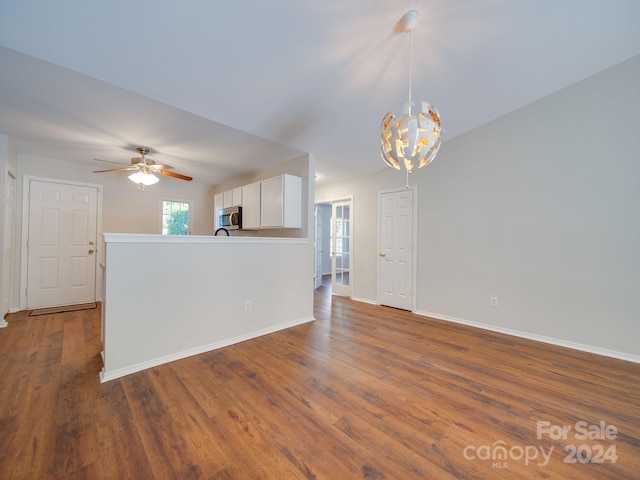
xmin=332 ymin=200 xmax=352 ymax=296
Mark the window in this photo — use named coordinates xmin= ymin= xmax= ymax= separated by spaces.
xmin=162 ymin=200 xmax=190 ymax=235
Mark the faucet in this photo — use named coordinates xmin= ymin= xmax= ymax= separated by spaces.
xmin=215 ymin=227 xmax=229 ymax=236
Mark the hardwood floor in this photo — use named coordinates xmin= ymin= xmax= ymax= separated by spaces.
xmin=1 ymin=288 xmax=639 ymax=479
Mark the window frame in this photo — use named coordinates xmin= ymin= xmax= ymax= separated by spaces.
xmin=160 ymin=198 xmax=192 ymax=235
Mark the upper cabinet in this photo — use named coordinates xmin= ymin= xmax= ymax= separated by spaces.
xmin=222 ymin=190 xmax=233 ymax=208
xmin=261 ymin=174 xmax=302 ymax=229
xmin=216 ymin=174 xmax=302 ymax=231
xmin=232 ymin=187 xmax=242 ymax=207
xmin=223 ymin=187 xmax=242 ymax=208
xmin=241 ymin=182 xmax=261 ymax=230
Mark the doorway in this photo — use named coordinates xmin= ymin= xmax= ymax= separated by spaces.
xmin=314 ymin=197 xmax=353 ymax=298
xmin=378 ymin=187 xmax=416 ymax=311
xmin=331 ymin=200 xmax=352 ymax=297
xmin=21 ymin=178 xmax=101 ymax=309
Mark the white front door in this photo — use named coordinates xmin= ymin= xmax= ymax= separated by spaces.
xmin=379 ymin=188 xmax=414 ymax=310
xmin=331 ymin=199 xmax=352 ymax=297
xmin=26 ymin=180 xmax=98 ymax=308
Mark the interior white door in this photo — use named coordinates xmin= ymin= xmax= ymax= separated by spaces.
xmin=26 ymin=180 xmax=98 ymax=308
xmin=331 ymin=200 xmax=352 ymax=297
xmin=379 ymin=188 xmax=414 ymax=310
xmin=314 ymin=205 xmax=323 ymax=289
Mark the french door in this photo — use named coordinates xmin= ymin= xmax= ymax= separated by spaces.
xmin=331 ymin=199 xmax=352 ymax=297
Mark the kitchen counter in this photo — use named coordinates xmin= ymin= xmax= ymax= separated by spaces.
xmin=102 ymin=232 xmax=306 ymax=244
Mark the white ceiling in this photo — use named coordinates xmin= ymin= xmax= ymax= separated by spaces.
xmin=1 ymin=0 xmax=639 ymax=186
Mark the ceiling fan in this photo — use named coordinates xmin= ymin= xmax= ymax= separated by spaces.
xmin=93 ymin=147 xmax=193 ymax=190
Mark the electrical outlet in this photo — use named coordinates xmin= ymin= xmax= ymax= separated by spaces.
xmin=490 ymin=296 xmax=498 ymax=307
xmin=244 ymin=300 xmax=252 ymax=312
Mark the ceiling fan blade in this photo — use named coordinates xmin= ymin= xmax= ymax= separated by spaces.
xmin=93 ymin=158 xmax=128 ymax=165
xmin=93 ymin=167 xmax=138 ymax=173
xmin=149 ymin=164 xmax=174 ymax=170
xmin=157 ymin=169 xmax=193 ymax=181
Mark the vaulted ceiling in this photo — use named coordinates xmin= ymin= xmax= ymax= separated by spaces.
xmin=1 ymin=1 xmax=639 ymax=185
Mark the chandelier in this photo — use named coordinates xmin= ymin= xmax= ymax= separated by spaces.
xmin=380 ymin=10 xmax=442 ymax=187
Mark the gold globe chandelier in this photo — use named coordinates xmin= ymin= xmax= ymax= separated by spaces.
xmin=380 ymin=10 xmax=442 ymax=187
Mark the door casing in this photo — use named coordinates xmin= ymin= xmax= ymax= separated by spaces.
xmin=20 ymin=176 xmax=103 ymax=310
xmin=314 ymin=205 xmax=323 ymax=289
xmin=377 ymin=186 xmax=417 ymax=311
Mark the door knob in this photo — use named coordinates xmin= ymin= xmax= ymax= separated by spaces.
xmin=88 ymin=249 xmax=95 ymax=254
xmin=380 ymin=253 xmax=386 ymax=257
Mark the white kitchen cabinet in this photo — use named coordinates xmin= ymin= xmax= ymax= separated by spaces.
xmin=260 ymin=174 xmax=302 ymax=228
xmin=223 ymin=190 xmax=233 ymax=208
xmin=232 ymin=187 xmax=242 ymax=207
xmin=223 ymin=187 xmax=242 ymax=209
xmin=241 ymin=182 xmax=261 ymax=230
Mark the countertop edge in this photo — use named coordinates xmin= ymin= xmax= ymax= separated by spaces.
xmin=102 ymin=233 xmax=309 ymax=245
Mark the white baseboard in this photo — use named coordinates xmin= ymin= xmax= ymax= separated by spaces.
xmin=415 ymin=310 xmax=640 ymax=365
xmin=100 ymin=315 xmax=316 ymax=383
xmin=351 ymin=296 xmax=378 ymax=305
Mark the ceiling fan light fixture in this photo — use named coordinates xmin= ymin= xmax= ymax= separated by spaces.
xmin=128 ymin=171 xmax=159 ymax=186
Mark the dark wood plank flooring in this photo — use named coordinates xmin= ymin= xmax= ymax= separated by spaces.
xmin=1 ymin=287 xmax=639 ymax=479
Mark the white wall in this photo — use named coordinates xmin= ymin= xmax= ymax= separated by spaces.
xmin=0 ymin=136 xmax=7 ymax=321
xmin=101 ymin=234 xmax=315 ymax=381
xmin=0 ymin=136 xmax=8 ymax=320
xmin=0 ymin=136 xmax=17 ymax=317
xmin=316 ymin=55 xmax=640 ymax=360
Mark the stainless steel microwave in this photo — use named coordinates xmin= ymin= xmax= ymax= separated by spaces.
xmin=219 ymin=206 xmax=242 ymax=230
